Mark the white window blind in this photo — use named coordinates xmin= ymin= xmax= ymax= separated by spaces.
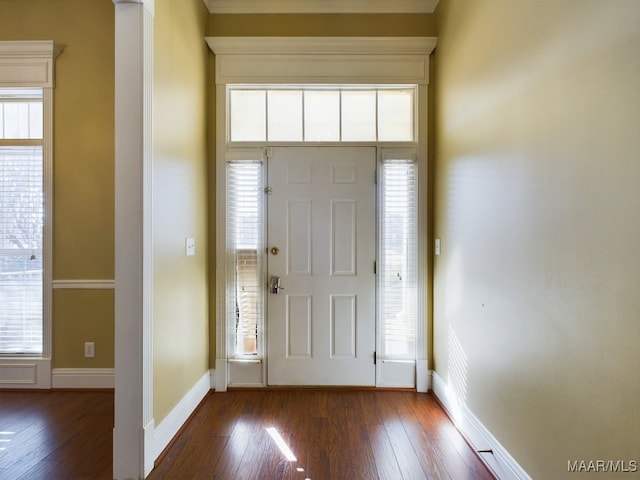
xmin=0 ymin=146 xmax=43 ymax=354
xmin=226 ymin=161 xmax=264 ymax=357
xmin=0 ymin=88 xmax=44 ymax=355
xmin=379 ymin=159 xmax=417 ymax=360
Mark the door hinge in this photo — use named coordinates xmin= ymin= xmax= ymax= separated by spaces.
xmin=264 ymin=186 xmax=272 ymax=194
xmin=374 ymin=351 xmax=377 ymax=365
xmin=374 ymin=261 xmax=377 ymax=274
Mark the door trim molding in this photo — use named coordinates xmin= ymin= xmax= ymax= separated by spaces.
xmin=207 ymin=36 xmax=436 ymax=85
xmin=212 ymin=37 xmax=436 ymax=391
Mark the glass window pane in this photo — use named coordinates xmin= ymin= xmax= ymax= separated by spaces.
xmin=380 ymin=160 xmax=417 ymax=359
xmin=341 ymin=90 xmax=376 ymax=141
xmin=378 ymin=90 xmax=414 ymax=141
xmin=230 ymin=90 xmax=266 ymax=142
xmin=227 ymin=161 xmax=264 ymax=357
xmin=268 ymin=90 xmax=302 ymax=141
xmin=3 ymin=103 xmax=30 ymax=139
xmin=29 ymin=102 xmax=43 ymax=139
xmin=304 ymin=91 xmax=340 ymax=141
xmin=0 ymin=146 xmax=44 ymax=354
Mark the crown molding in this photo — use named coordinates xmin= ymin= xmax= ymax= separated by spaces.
xmin=206 ymin=36 xmax=437 ymax=56
xmin=206 ymin=0 xmax=439 ymax=14
xmin=0 ymin=41 xmax=63 ymax=59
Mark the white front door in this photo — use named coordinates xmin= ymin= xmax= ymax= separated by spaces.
xmin=266 ymin=147 xmax=376 ymax=385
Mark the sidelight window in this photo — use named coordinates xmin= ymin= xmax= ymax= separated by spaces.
xmin=379 ymin=156 xmax=417 ymax=360
xmin=226 ymin=160 xmax=264 ymax=358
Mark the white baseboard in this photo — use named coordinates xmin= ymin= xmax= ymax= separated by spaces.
xmin=430 ymin=371 xmax=531 ymax=480
xmin=152 ymin=371 xmax=211 ymax=461
xmin=52 ymin=368 xmax=114 ymax=389
xmin=416 ymin=359 xmax=431 ymax=392
xmin=209 ymin=368 xmax=216 ymax=390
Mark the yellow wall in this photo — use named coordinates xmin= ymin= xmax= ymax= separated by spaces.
xmin=210 ymin=13 xmax=436 ymax=37
xmin=433 ymin=0 xmax=640 ymax=477
xmin=0 ymin=0 xmax=115 ymax=368
xmin=153 ymin=0 xmax=210 ymax=424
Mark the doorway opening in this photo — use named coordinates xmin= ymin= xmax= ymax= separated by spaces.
xmin=208 ymin=33 xmax=435 ymax=392
xmin=223 ymin=85 xmax=420 ymax=388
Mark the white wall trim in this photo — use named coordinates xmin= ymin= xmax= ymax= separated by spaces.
xmin=113 ymin=1 xmax=155 ymax=479
xmin=430 ymin=371 xmax=532 ymax=480
xmin=206 ymin=0 xmax=439 ymax=14
xmin=51 ymin=368 xmax=114 ymax=389
xmin=52 ymin=279 xmax=115 ymax=289
xmin=209 ymin=368 xmax=216 ymax=390
xmin=0 ymin=358 xmax=51 ymax=388
xmin=152 ymin=372 xmax=211 ymax=462
xmin=0 ymin=41 xmax=63 ymax=87
xmin=207 ymin=37 xmax=437 ymax=86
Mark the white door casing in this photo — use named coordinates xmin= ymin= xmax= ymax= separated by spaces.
xmin=267 ymin=147 xmax=376 ymax=385
xmin=210 ymin=37 xmax=435 ymax=391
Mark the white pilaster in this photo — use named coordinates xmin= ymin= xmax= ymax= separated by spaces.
xmin=113 ymin=1 xmax=154 ymax=479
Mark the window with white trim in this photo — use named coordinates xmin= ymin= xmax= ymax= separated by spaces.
xmin=226 ymin=160 xmax=264 ymax=358
xmin=0 ymin=88 xmax=44 ymax=354
xmin=379 ymin=157 xmax=417 ymax=360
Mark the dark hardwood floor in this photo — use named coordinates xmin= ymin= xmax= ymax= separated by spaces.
xmin=150 ymin=389 xmax=495 ymax=480
xmin=0 ymin=389 xmax=496 ymax=480
xmin=0 ymin=390 xmax=113 ymax=480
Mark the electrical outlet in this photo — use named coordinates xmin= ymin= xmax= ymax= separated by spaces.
xmin=84 ymin=342 xmax=95 ymax=358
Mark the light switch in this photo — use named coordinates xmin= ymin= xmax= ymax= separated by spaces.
xmin=435 ymin=238 xmax=441 ymax=256
xmin=185 ymin=237 xmax=195 ymax=256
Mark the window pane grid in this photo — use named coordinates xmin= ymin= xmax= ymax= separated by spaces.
xmin=229 ymin=87 xmax=415 ymax=143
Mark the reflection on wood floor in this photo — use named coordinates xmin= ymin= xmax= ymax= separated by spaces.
xmin=0 ymin=388 xmax=496 ymax=480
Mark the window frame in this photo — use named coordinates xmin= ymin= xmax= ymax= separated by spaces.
xmin=0 ymin=41 xmax=59 ymax=389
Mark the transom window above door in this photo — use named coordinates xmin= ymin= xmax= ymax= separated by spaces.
xmin=228 ymin=86 xmax=416 ymax=143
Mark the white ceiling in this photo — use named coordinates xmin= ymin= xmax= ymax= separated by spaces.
xmin=205 ymin=0 xmax=440 ymax=15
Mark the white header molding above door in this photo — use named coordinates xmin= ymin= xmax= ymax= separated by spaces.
xmin=206 ymin=37 xmax=437 ymax=85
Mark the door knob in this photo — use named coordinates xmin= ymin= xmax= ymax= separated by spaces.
xmin=270 ymin=247 xmax=280 ymax=255
xmin=270 ymin=276 xmax=285 ymax=294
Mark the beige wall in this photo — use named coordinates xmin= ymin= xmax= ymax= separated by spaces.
xmin=209 ymin=13 xmax=436 ymax=37
xmin=433 ymin=0 xmax=640 ymax=477
xmin=0 ymin=0 xmax=115 ymax=368
xmin=153 ymin=0 xmax=210 ymax=424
